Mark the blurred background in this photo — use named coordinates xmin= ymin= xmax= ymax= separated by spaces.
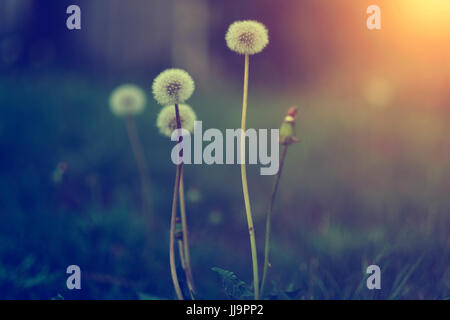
xmin=0 ymin=0 xmax=449 ymax=299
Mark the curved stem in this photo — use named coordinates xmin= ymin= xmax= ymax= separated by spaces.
xmin=168 ymin=103 xmax=186 ymax=300
xmin=169 ymin=163 xmax=183 ymax=300
xmin=240 ymin=54 xmax=259 ymax=300
xmin=125 ymin=116 xmax=152 ymax=216
xmin=260 ymin=144 xmax=288 ymax=297
xmin=179 ymin=174 xmax=196 ymax=296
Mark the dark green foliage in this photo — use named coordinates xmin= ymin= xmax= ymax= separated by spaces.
xmin=211 ymin=267 xmax=253 ymax=299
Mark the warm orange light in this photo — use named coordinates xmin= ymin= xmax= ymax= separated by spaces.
xmin=397 ymin=0 xmax=450 ymax=33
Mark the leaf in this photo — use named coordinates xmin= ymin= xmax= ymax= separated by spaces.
xmin=137 ymin=292 xmax=162 ymax=300
xmin=389 ymin=254 xmax=425 ymax=300
xmin=269 ymin=281 xmax=290 ymax=300
xmin=51 ymin=293 xmax=64 ymax=300
xmin=267 ymin=280 xmax=303 ymax=300
xmin=211 ymin=267 xmax=252 ymax=299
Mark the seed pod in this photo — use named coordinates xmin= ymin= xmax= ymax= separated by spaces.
xmin=279 ymin=106 xmax=299 ymax=145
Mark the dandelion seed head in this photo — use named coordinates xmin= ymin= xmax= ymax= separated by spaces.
xmin=156 ymin=104 xmax=197 ymax=137
xmin=109 ymin=84 xmax=146 ymax=117
xmin=152 ymin=69 xmax=195 ymax=105
xmin=226 ymin=20 xmax=269 ymax=55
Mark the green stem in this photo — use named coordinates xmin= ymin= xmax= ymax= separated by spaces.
xmin=260 ymin=144 xmax=289 ymax=297
xmin=177 ymin=238 xmax=186 ymax=270
xmin=240 ymin=54 xmax=259 ymax=300
xmin=177 ymin=236 xmax=195 ymax=300
xmin=168 ymin=103 xmax=184 ymax=300
xmin=179 ymin=173 xmax=196 ymax=297
xmin=169 ymin=163 xmax=183 ymax=300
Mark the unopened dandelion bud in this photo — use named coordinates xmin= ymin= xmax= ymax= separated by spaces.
xmin=284 ymin=106 xmax=298 ymax=123
xmin=279 ymin=106 xmax=299 ymax=145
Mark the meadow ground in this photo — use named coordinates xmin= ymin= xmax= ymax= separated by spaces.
xmin=0 ymin=73 xmax=448 ymax=299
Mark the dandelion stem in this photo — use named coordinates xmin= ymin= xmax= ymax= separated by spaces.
xmin=260 ymin=144 xmax=288 ymax=297
xmin=177 ymin=239 xmax=186 ymax=270
xmin=125 ymin=116 xmax=152 ymax=216
xmin=179 ymin=172 xmax=196 ymax=296
xmin=169 ymin=162 xmax=183 ymax=300
xmin=240 ymin=54 xmax=259 ymax=300
xmin=168 ymin=103 xmax=185 ymax=300
xmin=177 ymin=235 xmax=195 ymax=300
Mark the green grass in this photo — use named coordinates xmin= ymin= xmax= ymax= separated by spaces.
xmin=0 ymin=73 xmax=448 ymax=299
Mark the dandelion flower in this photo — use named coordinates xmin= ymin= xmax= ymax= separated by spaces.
xmin=109 ymin=84 xmax=152 ymax=217
xmin=226 ymin=20 xmax=269 ymax=55
xmin=225 ymin=19 xmax=270 ymax=300
xmin=153 ymin=68 xmax=197 ymax=300
xmin=152 ymin=69 xmax=195 ymax=105
xmin=109 ymin=84 xmax=146 ymax=117
xmin=156 ymin=104 xmax=197 ymax=137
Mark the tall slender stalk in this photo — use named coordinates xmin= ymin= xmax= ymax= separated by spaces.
xmin=169 ymin=162 xmax=183 ymax=300
xmin=260 ymin=144 xmax=288 ymax=296
xmin=153 ymin=69 xmax=196 ymax=300
xmin=240 ymin=54 xmax=259 ymax=300
xmin=177 ymin=232 xmax=195 ymax=300
xmin=179 ymin=173 xmax=196 ymax=296
xmin=124 ymin=116 xmax=152 ymax=216
xmin=169 ymin=104 xmax=184 ymax=300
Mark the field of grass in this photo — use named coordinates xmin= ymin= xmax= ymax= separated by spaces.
xmin=0 ymin=73 xmax=448 ymax=299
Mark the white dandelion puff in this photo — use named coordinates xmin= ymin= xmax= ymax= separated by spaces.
xmin=152 ymin=69 xmax=195 ymax=105
xmin=109 ymin=84 xmax=147 ymax=117
xmin=156 ymin=104 xmax=197 ymax=137
xmin=226 ymin=20 xmax=269 ymax=55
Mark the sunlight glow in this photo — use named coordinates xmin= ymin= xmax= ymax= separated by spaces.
xmin=400 ymin=0 xmax=450 ymax=32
